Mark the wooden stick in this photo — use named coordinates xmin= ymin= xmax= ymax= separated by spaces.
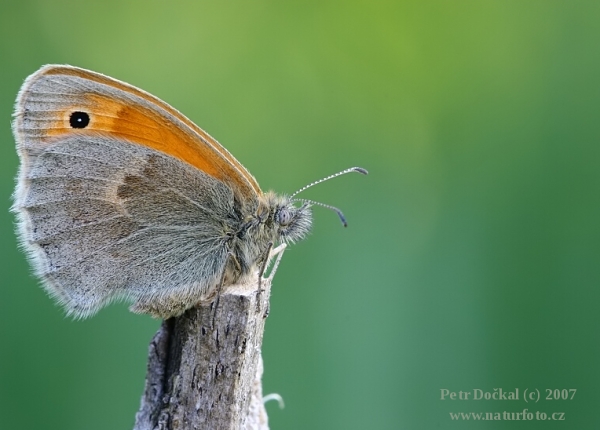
xmin=133 ymin=278 xmax=272 ymax=430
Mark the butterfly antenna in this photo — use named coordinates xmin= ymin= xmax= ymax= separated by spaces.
xmin=290 ymin=166 xmax=368 ymax=227
xmin=290 ymin=167 xmax=368 ymax=198
xmin=295 ymin=199 xmax=349 ymax=227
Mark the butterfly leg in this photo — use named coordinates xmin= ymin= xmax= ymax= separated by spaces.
xmin=255 ymin=243 xmax=287 ymax=315
xmin=212 ymin=251 xmax=241 ymax=328
xmin=265 ymin=243 xmax=287 ymax=283
xmin=255 ymin=242 xmax=273 ymax=313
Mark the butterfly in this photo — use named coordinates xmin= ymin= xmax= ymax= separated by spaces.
xmin=12 ymin=65 xmax=367 ymax=319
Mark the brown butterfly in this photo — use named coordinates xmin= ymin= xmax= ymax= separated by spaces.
xmin=12 ymin=65 xmax=367 ymax=318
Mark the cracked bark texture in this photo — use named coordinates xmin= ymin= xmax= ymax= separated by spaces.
xmin=133 ymin=280 xmax=271 ymax=430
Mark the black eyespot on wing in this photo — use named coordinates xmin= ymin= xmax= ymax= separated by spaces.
xmin=69 ymin=111 xmax=90 ymax=129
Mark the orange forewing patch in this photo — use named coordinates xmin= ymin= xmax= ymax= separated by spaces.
xmin=41 ymin=66 xmax=261 ymax=199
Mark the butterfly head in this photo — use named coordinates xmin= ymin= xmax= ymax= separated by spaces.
xmin=259 ymin=166 xmax=368 ymax=245
xmin=261 ymin=192 xmax=312 ymax=244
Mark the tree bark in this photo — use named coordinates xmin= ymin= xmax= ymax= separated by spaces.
xmin=133 ymin=279 xmax=272 ymax=430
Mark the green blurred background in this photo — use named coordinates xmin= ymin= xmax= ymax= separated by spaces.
xmin=1 ymin=1 xmax=600 ymax=429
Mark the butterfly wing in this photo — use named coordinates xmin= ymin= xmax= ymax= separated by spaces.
xmin=12 ymin=65 xmax=259 ymax=318
xmin=14 ymin=64 xmax=261 ymax=200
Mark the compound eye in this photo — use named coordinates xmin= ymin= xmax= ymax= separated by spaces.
xmin=277 ymin=208 xmax=293 ymax=226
